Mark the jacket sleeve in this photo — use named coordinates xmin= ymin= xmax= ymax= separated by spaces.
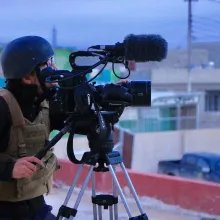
xmin=0 ymin=96 xmax=12 ymax=152
xmin=0 ymin=161 xmax=15 ymax=181
xmin=0 ymin=96 xmax=15 ymax=181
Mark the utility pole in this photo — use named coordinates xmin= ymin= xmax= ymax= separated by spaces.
xmin=187 ymin=0 xmax=193 ymax=92
xmin=184 ymin=0 xmax=198 ymax=92
xmin=52 ymin=25 xmax=57 ymax=48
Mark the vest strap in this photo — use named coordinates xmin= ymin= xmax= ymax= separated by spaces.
xmin=0 ymin=88 xmax=25 ymax=127
xmin=17 ymin=127 xmax=27 ymax=157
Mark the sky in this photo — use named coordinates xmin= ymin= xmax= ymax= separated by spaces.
xmin=0 ymin=0 xmax=219 ymax=49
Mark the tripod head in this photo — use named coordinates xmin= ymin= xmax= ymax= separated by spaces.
xmin=34 ymin=106 xmax=124 ymax=169
xmin=66 ymin=109 xmax=122 ymax=168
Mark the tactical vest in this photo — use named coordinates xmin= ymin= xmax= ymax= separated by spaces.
xmin=0 ymin=88 xmax=60 ymax=202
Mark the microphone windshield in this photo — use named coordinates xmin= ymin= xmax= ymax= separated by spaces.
xmin=123 ymin=34 xmax=168 ymax=62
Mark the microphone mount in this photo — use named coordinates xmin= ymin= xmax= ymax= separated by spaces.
xmin=89 ymin=42 xmax=125 ymax=54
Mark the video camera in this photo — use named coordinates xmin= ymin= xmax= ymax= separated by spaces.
xmin=37 ymin=33 xmax=168 ymax=164
xmin=36 ymin=33 xmax=168 ymax=220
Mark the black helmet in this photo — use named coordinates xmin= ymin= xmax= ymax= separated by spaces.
xmin=1 ymin=36 xmax=54 ymax=79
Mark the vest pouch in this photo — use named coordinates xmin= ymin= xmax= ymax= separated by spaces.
xmin=16 ymin=153 xmax=59 ymax=201
xmin=0 ymin=181 xmax=20 ymax=202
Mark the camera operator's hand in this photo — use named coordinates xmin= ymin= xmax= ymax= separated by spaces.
xmin=12 ymin=156 xmax=43 ymax=179
xmin=40 ymin=62 xmax=59 ymax=89
xmin=116 ymin=79 xmax=130 ymax=84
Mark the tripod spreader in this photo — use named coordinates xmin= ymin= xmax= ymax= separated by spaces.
xmin=92 ymin=194 xmax=118 ymax=210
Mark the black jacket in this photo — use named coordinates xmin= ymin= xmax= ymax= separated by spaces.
xmin=0 ymin=86 xmax=67 ymax=181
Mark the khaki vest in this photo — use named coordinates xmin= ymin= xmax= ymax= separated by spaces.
xmin=0 ymin=88 xmax=60 ymax=202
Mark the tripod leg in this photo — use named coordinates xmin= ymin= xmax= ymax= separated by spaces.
xmin=120 ymin=162 xmax=145 ymax=215
xmin=108 ymin=165 xmax=132 ymax=219
xmin=112 ymin=166 xmax=118 ymax=220
xmin=98 ymin=206 xmax=102 ymax=220
xmin=91 ymin=172 xmax=98 ymax=220
xmin=63 ymin=164 xmax=84 ymax=206
xmin=109 ymin=205 xmax=113 ymax=220
xmin=69 ymin=165 xmax=94 ymax=220
xmin=57 ymin=164 xmax=84 ymax=220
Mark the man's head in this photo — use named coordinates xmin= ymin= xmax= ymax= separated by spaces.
xmin=1 ymin=36 xmax=57 ymax=95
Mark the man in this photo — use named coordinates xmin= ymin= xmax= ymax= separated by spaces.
xmin=0 ymin=35 xmax=129 ymax=220
xmin=0 ymin=36 xmax=67 ymax=220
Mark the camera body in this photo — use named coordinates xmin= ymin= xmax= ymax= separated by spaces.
xmin=39 ymin=48 xmax=152 ymax=141
xmin=47 ymin=68 xmax=151 ymax=116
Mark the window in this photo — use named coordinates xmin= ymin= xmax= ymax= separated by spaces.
xmin=183 ymin=155 xmax=197 ymax=166
xmin=181 ymin=105 xmax=196 ymax=116
xmin=215 ymin=161 xmax=220 ymax=172
xmin=196 ymin=158 xmax=210 ymax=170
xmin=205 ymin=91 xmax=220 ymax=111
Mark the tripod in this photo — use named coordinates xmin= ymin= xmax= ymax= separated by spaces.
xmin=56 ymin=150 xmax=148 ymax=220
xmin=34 ymin=114 xmax=148 ymax=220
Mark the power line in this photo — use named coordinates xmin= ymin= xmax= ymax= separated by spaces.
xmin=192 ymin=22 xmax=220 ymax=32
xmin=206 ymin=0 xmax=220 ymax=3
xmin=193 ymin=15 xmax=220 ymax=26
xmin=191 ymin=24 xmax=220 ymax=38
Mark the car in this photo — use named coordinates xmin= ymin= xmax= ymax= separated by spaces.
xmin=158 ymin=152 xmax=220 ymax=184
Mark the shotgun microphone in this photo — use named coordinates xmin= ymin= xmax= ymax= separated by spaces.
xmin=90 ymin=34 xmax=168 ymax=62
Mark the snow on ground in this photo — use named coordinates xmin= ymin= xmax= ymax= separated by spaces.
xmin=45 ymin=186 xmax=220 ymax=220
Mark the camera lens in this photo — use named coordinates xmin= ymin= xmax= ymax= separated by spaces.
xmin=124 ymin=81 xmax=151 ymax=106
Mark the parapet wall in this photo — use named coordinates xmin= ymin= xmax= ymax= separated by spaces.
xmin=53 ymin=127 xmax=220 ymax=173
xmin=113 ymin=127 xmax=220 ymax=173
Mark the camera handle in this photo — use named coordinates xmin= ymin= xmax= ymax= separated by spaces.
xmin=90 ymin=86 xmax=109 ymax=141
